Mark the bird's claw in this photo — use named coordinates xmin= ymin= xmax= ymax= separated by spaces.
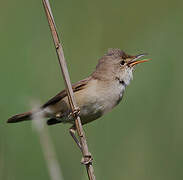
xmin=73 ymin=107 xmax=80 ymax=116
xmin=81 ymin=153 xmax=93 ymax=165
xmin=68 ymin=107 xmax=80 ymax=120
xmin=71 ymin=107 xmax=80 ymax=118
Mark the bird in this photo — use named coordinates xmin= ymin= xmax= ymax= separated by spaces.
xmin=7 ymin=48 xmax=149 ymax=127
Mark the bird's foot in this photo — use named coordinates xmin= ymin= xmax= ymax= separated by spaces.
xmin=68 ymin=107 xmax=80 ymax=119
xmin=81 ymin=153 xmax=93 ymax=165
xmin=72 ymin=107 xmax=80 ymax=117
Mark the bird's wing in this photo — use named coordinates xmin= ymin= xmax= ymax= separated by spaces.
xmin=42 ymin=77 xmax=91 ymax=108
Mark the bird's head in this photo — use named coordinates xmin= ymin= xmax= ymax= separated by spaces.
xmin=93 ymin=48 xmax=149 ymax=86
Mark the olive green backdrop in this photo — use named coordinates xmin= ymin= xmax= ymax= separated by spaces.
xmin=1 ymin=0 xmax=183 ymax=179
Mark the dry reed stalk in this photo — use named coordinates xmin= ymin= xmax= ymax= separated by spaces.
xmin=41 ymin=1 xmax=96 ymax=179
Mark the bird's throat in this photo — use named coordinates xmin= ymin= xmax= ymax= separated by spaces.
xmin=115 ymin=77 xmax=127 ymax=87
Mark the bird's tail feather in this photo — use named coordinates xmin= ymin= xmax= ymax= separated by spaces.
xmin=7 ymin=110 xmax=63 ymax=125
xmin=7 ymin=111 xmax=32 ymax=123
xmin=47 ymin=118 xmax=62 ymax=125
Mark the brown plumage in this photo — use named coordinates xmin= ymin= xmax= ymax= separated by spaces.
xmin=42 ymin=77 xmax=90 ymax=108
xmin=7 ymin=111 xmax=32 ymax=123
xmin=7 ymin=77 xmax=90 ymax=123
xmin=7 ymin=48 xmax=148 ymax=125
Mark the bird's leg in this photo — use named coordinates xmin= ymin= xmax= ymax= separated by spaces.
xmin=69 ymin=126 xmax=82 ymax=151
xmin=69 ymin=125 xmax=93 ymax=165
xmin=68 ymin=108 xmax=82 ymax=150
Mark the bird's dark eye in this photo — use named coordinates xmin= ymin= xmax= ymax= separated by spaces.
xmin=120 ymin=60 xmax=125 ymax=66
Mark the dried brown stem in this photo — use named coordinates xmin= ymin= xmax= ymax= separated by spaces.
xmin=41 ymin=0 xmax=96 ymax=179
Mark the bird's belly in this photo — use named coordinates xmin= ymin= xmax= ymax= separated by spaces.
xmin=79 ymin=102 xmax=103 ymax=124
xmin=79 ymin=83 xmax=125 ymax=123
xmin=52 ymin=81 xmax=125 ymax=125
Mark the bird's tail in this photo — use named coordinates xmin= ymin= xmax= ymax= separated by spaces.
xmin=7 ymin=111 xmax=33 ymax=123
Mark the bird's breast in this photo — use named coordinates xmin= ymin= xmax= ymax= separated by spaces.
xmin=95 ymin=80 xmax=126 ymax=114
xmin=75 ymin=79 xmax=126 ymax=121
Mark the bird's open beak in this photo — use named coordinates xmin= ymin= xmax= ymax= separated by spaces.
xmin=128 ymin=54 xmax=150 ymax=67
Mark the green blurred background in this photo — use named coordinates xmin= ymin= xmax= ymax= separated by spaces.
xmin=1 ymin=0 xmax=183 ymax=179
